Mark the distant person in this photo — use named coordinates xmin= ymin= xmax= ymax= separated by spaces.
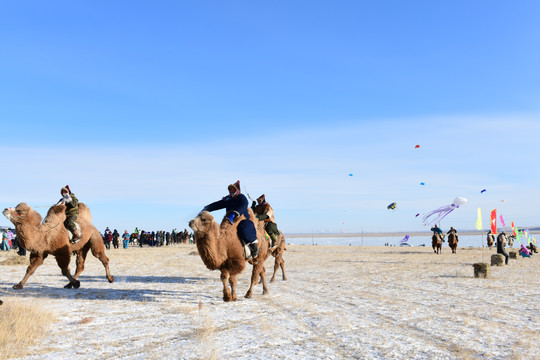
xmin=112 ymin=229 xmax=120 ymax=249
xmin=104 ymin=227 xmax=112 ymax=249
xmin=431 ymin=225 xmax=443 ymax=236
xmin=520 ymin=244 xmax=531 ymax=258
xmin=1 ymin=230 xmax=10 ymax=251
xmin=122 ymin=230 xmax=130 ymax=249
xmin=496 ymin=232 xmax=509 ymax=265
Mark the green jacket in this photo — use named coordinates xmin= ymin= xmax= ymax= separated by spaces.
xmin=65 ymin=193 xmax=79 ymax=217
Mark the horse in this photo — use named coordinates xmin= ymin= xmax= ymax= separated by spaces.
xmin=447 ymin=228 xmax=458 ymax=253
xmin=432 ymin=232 xmax=442 ymax=254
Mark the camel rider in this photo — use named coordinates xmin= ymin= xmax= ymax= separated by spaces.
xmin=252 ymin=194 xmax=280 ymax=251
xmin=57 ymin=185 xmax=81 ymax=244
xmin=202 ymin=180 xmax=259 ymax=259
xmin=431 ymin=225 xmax=443 ymax=236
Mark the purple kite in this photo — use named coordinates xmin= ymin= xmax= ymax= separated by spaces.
xmin=422 ymin=197 xmax=468 ymax=226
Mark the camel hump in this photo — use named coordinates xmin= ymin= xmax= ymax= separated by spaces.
xmin=78 ymin=203 xmax=92 ymax=221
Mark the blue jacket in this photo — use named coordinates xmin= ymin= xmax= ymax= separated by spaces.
xmin=204 ymin=194 xmax=251 ymax=220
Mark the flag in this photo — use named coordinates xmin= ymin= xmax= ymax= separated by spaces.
xmin=475 ymin=208 xmax=483 ymax=230
xmin=499 ymin=215 xmax=506 ymax=227
xmin=511 ymin=221 xmax=516 ymax=236
xmin=490 ymin=209 xmax=497 ymax=235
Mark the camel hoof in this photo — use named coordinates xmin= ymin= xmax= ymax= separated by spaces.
xmin=108 ymin=276 xmax=114 ymax=283
xmin=73 ymin=280 xmax=81 ymax=289
xmin=244 ymin=293 xmax=252 ymax=299
xmin=64 ymin=283 xmax=73 ymax=289
xmin=270 ymin=278 xmax=276 ymax=283
xmin=13 ymin=283 xmax=23 ymax=290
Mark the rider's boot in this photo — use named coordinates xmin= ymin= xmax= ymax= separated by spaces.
xmin=248 ymin=241 xmax=259 ymax=258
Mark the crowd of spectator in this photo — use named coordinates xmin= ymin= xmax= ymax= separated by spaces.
xmin=0 ymin=226 xmax=193 ymax=255
xmin=101 ymin=228 xmax=192 ymax=249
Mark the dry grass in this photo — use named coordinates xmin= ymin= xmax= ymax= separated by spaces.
xmin=0 ymin=299 xmax=56 ymax=359
xmin=0 ymin=254 xmax=29 ymax=266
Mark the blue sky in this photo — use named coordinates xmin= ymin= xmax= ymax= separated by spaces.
xmin=1 ymin=1 xmax=539 ymax=234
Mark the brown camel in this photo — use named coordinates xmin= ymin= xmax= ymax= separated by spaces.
xmin=268 ymin=231 xmax=287 ymax=282
xmin=3 ymin=203 xmax=114 ymax=289
xmin=432 ymin=233 xmax=442 ymax=254
xmin=486 ymin=232 xmax=495 ymax=248
xmin=189 ymin=210 xmax=269 ymax=302
xmin=447 ymin=228 xmax=458 ymax=253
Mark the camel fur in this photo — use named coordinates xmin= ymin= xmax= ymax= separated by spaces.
xmin=3 ymin=203 xmax=114 ymax=289
xmin=189 ymin=209 xmax=269 ymax=302
xmin=448 ymin=228 xmax=458 ymax=253
xmin=432 ymin=233 xmax=442 ymax=254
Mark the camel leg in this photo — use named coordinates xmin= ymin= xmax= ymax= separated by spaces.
xmin=229 ymin=275 xmax=238 ymax=301
xmin=90 ymin=231 xmax=114 ymax=283
xmin=220 ymin=271 xmax=233 ymax=302
xmin=280 ymin=257 xmax=287 ymax=281
xmin=13 ymin=252 xmax=47 ymax=289
xmin=270 ymin=257 xmax=280 ymax=282
xmin=245 ymin=263 xmax=268 ymax=298
xmin=73 ymin=242 xmax=91 ymax=279
xmin=55 ymin=253 xmax=81 ymax=289
xmin=259 ymin=264 xmax=269 ymax=295
xmin=244 ymin=268 xmax=256 ymax=299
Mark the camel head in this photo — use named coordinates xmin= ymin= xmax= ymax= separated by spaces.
xmin=189 ymin=211 xmax=216 ymax=233
xmin=3 ymin=203 xmax=42 ymax=226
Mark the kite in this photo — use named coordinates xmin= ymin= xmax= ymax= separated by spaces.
xmin=420 ymin=182 xmax=425 ymax=186
xmin=414 ymin=145 xmax=420 ymax=149
xmin=422 ymin=197 xmax=468 ymax=226
xmin=400 ymin=235 xmax=410 ymax=243
xmin=348 ymin=174 xmax=353 ymax=176
xmin=499 ymin=215 xmax=506 ymax=227
xmin=481 ymin=189 xmax=486 ymax=193
xmin=387 ymin=202 xmax=397 ymax=210
xmin=415 ymin=213 xmax=420 ymax=217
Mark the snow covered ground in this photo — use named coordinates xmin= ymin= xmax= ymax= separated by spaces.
xmin=1 ymin=244 xmax=539 ymax=360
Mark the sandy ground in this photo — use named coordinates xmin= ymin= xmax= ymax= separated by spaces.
xmin=0 ymin=244 xmax=539 ymax=360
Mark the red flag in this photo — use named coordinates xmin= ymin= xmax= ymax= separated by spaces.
xmin=511 ymin=221 xmax=516 ymax=236
xmin=490 ymin=209 xmax=497 ymax=235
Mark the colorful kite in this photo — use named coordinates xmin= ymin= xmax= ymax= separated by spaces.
xmin=422 ymin=197 xmax=468 ymax=226
xmin=481 ymin=189 xmax=487 ymax=193
xmin=420 ymin=182 xmax=425 ymax=186
xmin=387 ymin=202 xmax=397 ymax=211
xmin=415 ymin=213 xmax=420 ymax=217
xmin=415 ymin=145 xmax=420 ymax=149
xmin=499 ymin=215 xmax=506 ymax=227
xmin=348 ymin=174 xmax=353 ymax=176
xmin=400 ymin=235 xmax=410 ymax=243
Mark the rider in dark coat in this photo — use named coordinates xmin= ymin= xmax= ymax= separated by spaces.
xmin=203 ymin=180 xmax=259 ymax=258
